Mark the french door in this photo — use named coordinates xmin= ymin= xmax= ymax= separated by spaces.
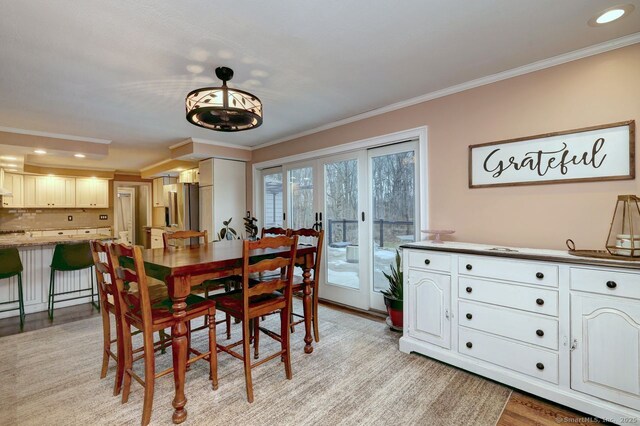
xmin=261 ymin=140 xmax=420 ymax=312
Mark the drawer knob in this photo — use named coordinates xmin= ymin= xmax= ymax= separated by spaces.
xmin=536 ymin=272 xmax=544 ymax=279
xmin=466 ymin=313 xmax=472 ymax=320
xmin=536 ymin=329 xmax=544 ymax=337
xmin=606 ymin=281 xmax=617 ymax=289
xmin=466 ymin=342 xmax=473 ymax=349
xmin=536 ymin=362 xmax=544 ymax=370
xmin=424 ymin=259 xmax=431 ymax=265
xmin=466 ymin=264 xmax=473 ymax=271
xmin=536 ymin=298 xmax=544 ymax=306
xmin=466 ymin=287 xmax=473 ymax=293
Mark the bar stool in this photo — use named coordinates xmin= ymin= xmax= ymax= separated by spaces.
xmin=0 ymin=248 xmax=26 ymax=329
xmin=48 ymin=242 xmax=99 ymax=320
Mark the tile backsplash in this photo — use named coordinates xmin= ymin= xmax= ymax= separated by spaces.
xmin=0 ymin=208 xmax=113 ymax=231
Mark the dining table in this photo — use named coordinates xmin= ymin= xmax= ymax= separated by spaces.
xmin=138 ymin=239 xmax=317 ymax=424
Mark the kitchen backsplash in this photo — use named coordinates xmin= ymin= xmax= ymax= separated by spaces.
xmin=0 ymin=208 xmax=113 ymax=231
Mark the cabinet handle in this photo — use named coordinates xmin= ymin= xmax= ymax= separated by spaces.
xmin=466 ymin=264 xmax=473 ymax=271
xmin=58 ymin=232 xmax=63 ymax=235
xmin=606 ymin=281 xmax=617 ymax=289
xmin=465 ymin=287 xmax=472 ymax=293
xmin=466 ymin=342 xmax=473 ymax=349
xmin=536 ymin=298 xmax=544 ymax=306
xmin=536 ymin=272 xmax=544 ymax=279
xmin=445 ymin=309 xmax=450 ymax=320
xmin=466 ymin=313 xmax=472 ymax=320
xmin=536 ymin=329 xmax=544 ymax=337
xmin=424 ymin=259 xmax=430 ymax=265
xmin=536 ymin=362 xmax=544 ymax=370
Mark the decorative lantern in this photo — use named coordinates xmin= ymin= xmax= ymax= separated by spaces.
xmin=606 ymin=195 xmax=640 ymax=257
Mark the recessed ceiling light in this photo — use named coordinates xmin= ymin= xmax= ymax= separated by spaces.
xmin=589 ymin=4 xmax=634 ymax=26
xmin=34 ymin=149 xmax=47 ymax=154
xmin=0 ymin=156 xmax=17 ymax=161
xmin=74 ymin=153 xmax=86 ymax=158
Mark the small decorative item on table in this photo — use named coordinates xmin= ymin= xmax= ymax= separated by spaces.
xmin=606 ymin=195 xmax=640 ymax=257
xmin=421 ymin=229 xmax=455 ymax=244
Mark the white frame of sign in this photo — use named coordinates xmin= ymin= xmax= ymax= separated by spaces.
xmin=469 ymin=120 xmax=635 ymax=188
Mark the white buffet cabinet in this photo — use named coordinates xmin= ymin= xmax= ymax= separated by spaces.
xmin=400 ymin=241 xmax=640 ymax=424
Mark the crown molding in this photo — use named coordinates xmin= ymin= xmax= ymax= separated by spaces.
xmin=252 ymin=32 xmax=640 ymax=150
xmin=170 ymin=137 xmax=253 ymax=151
xmin=0 ymin=126 xmax=112 ymax=144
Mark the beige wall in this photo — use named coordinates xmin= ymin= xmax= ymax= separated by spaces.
xmin=250 ymin=43 xmax=640 ymax=250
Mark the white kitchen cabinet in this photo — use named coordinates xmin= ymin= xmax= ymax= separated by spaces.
xmin=407 ymin=269 xmax=451 ymax=349
xmin=76 ymin=178 xmax=109 ymax=208
xmin=571 ymin=293 xmax=640 ymax=411
xmin=152 ymin=178 xmax=164 ymax=207
xmin=24 ymin=175 xmax=75 ymax=208
xmin=1 ymin=172 xmax=23 ymax=208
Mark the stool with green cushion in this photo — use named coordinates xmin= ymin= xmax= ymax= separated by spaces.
xmin=48 ymin=242 xmax=99 ymax=320
xmin=0 ymin=247 xmax=26 ymax=329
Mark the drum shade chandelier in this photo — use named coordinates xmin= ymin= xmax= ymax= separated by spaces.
xmin=185 ymin=66 xmax=263 ymax=132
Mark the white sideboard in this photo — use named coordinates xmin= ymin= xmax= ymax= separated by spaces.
xmin=400 ymin=241 xmax=640 ymax=425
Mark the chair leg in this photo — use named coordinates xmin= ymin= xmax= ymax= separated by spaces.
xmin=186 ymin=321 xmax=192 ymax=371
xmin=241 ymin=319 xmax=254 ymax=403
xmin=90 ymin=268 xmax=100 ymax=312
xmin=253 ymin=317 xmax=260 ymax=360
xmin=312 ymin=285 xmax=320 ymax=342
xmin=17 ymin=273 xmax=25 ymax=329
xmin=208 ymin=310 xmax=218 ymax=390
xmin=225 ymin=313 xmax=231 ymax=340
xmin=100 ymin=305 xmax=111 ymax=379
xmin=114 ymin=319 xmax=125 ymax=396
xmin=48 ymin=269 xmax=55 ymax=320
xmin=141 ymin=329 xmax=156 ymax=426
xmin=280 ymin=308 xmax=292 ymax=380
xmin=121 ymin=323 xmax=134 ymax=404
xmin=290 ymin=309 xmax=295 ymax=334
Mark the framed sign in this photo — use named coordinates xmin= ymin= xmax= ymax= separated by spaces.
xmin=469 ymin=120 xmax=635 ymax=188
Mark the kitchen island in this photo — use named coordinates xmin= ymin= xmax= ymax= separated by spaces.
xmin=0 ymin=230 xmax=112 ymax=319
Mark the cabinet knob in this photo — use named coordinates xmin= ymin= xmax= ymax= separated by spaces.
xmin=536 ymin=272 xmax=544 ymax=279
xmin=536 ymin=362 xmax=544 ymax=370
xmin=536 ymin=298 xmax=544 ymax=306
xmin=466 ymin=313 xmax=472 ymax=320
xmin=606 ymin=281 xmax=617 ymax=289
xmin=466 ymin=264 xmax=473 ymax=271
xmin=466 ymin=342 xmax=473 ymax=349
xmin=536 ymin=329 xmax=544 ymax=337
xmin=424 ymin=259 xmax=430 ymax=265
xmin=466 ymin=287 xmax=473 ymax=293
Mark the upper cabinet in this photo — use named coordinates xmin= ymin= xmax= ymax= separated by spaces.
xmin=152 ymin=178 xmax=164 ymax=207
xmin=76 ymin=178 xmax=109 ymax=208
xmin=1 ymin=172 xmax=24 ymax=208
xmin=24 ymin=175 xmax=75 ymax=208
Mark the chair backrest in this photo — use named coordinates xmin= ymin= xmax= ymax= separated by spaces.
xmin=289 ymin=228 xmax=324 ymax=283
xmin=90 ymin=240 xmax=117 ymax=308
xmin=260 ymin=227 xmax=289 ymax=238
xmin=242 ymin=235 xmax=298 ymax=312
xmin=109 ymin=243 xmax=154 ymax=331
xmin=51 ymin=242 xmax=94 ymax=271
xmin=162 ymin=230 xmax=208 ymax=248
xmin=0 ymin=247 xmax=23 ymax=279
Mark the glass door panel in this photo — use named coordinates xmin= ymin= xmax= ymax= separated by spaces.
xmin=262 ymin=168 xmax=283 ymax=228
xmin=287 ymin=165 xmax=315 ymax=230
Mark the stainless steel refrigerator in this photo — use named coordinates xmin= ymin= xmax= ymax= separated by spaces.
xmin=166 ymin=183 xmax=200 ymax=241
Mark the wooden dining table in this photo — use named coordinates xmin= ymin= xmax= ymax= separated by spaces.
xmin=138 ymin=239 xmax=317 ymax=424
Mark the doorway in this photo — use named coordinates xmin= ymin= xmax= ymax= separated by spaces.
xmin=113 ymin=181 xmax=152 ymax=246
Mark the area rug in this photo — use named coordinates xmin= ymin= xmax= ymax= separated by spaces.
xmin=0 ymin=301 xmax=510 ymax=425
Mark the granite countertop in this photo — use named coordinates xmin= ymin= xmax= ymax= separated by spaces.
xmin=0 ymin=234 xmax=112 ymax=249
xmin=0 ymin=225 xmax=112 ymax=235
xmin=400 ymin=240 xmax=640 ymax=271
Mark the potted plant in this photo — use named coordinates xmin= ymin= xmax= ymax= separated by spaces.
xmin=217 ymin=217 xmax=239 ymax=240
xmin=381 ymin=249 xmax=403 ymax=331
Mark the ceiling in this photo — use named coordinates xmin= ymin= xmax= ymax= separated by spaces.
xmin=0 ymin=1 xmax=638 ymax=172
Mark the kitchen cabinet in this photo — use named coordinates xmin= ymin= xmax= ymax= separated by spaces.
xmin=24 ymin=175 xmax=75 ymax=208
xmin=1 ymin=172 xmax=23 ymax=208
xmin=407 ymin=269 xmax=451 ymax=349
xmin=76 ymin=178 xmax=109 ymax=208
xmin=152 ymin=178 xmax=164 ymax=207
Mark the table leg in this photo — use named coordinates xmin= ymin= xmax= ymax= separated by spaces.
xmin=169 ymin=275 xmax=189 ymax=424
xmin=302 ymin=265 xmax=313 ymax=354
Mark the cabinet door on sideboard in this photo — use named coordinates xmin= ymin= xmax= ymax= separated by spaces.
xmin=407 ymin=269 xmax=451 ymax=349
xmin=571 ymin=293 xmax=640 ymax=411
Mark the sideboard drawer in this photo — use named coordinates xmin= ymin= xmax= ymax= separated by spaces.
xmin=459 ymin=300 xmax=559 ymax=350
xmin=459 ymin=277 xmax=558 ymax=316
xmin=459 ymin=256 xmax=558 ymax=287
xmin=571 ymin=267 xmax=640 ymax=300
xmin=408 ymin=250 xmax=451 ymax=272
xmin=459 ymin=327 xmax=559 ymax=384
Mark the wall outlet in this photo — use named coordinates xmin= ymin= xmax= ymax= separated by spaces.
xmin=99 ymin=214 xmax=108 ymax=220
xmin=67 ymin=215 xmax=73 ymax=221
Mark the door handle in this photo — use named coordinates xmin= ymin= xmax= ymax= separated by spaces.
xmin=361 ymin=211 xmax=365 ymax=222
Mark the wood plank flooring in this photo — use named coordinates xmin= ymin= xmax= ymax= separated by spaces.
xmin=0 ymin=301 xmax=607 ymax=425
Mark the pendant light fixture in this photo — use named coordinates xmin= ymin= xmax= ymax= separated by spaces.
xmin=185 ymin=66 xmax=263 ymax=132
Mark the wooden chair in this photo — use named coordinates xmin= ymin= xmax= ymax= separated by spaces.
xmin=289 ymin=228 xmax=324 ymax=343
xmin=261 ymin=227 xmax=288 ymax=238
xmin=209 ymin=235 xmax=298 ymax=403
xmin=162 ymin=230 xmax=208 ymax=248
xmin=109 ymin=243 xmax=218 ymax=426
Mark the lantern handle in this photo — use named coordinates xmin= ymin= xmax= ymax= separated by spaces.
xmin=566 ymin=239 xmax=576 ymax=252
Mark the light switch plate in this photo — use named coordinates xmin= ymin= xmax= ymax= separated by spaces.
xmin=99 ymin=214 xmax=108 ymax=220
